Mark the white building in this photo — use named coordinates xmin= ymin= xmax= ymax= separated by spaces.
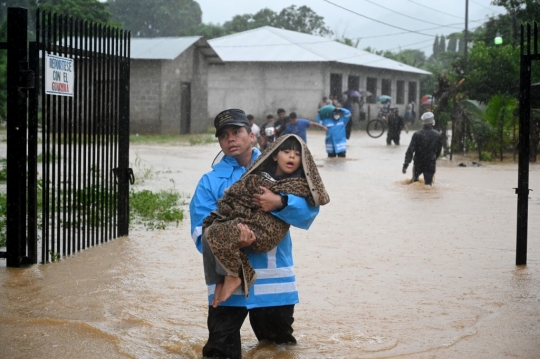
xmin=208 ymin=26 xmax=431 ymax=122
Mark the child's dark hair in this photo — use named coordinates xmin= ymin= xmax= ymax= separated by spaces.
xmin=276 ymin=136 xmax=302 ymax=153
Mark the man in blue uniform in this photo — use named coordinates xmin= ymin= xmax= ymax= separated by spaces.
xmin=189 ymin=108 xmax=320 ymax=359
xmin=317 ymin=105 xmax=352 ymax=157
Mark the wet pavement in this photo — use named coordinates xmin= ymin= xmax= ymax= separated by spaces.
xmin=1 ymin=130 xmax=539 ymax=358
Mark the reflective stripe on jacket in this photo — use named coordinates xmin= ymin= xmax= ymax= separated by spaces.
xmin=189 ymin=149 xmax=320 ymax=309
xmin=317 ymin=108 xmax=351 ymax=154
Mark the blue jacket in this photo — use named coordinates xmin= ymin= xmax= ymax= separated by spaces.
xmin=189 ymin=148 xmax=319 ymax=309
xmin=317 ymin=108 xmax=351 ymax=154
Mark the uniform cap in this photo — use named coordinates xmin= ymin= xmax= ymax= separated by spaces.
xmin=214 ymin=109 xmax=249 ymax=137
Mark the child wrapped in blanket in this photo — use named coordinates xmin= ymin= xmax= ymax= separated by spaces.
xmin=202 ymin=134 xmax=330 ymax=307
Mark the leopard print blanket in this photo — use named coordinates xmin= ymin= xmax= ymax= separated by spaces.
xmin=203 ymin=134 xmax=330 ymax=297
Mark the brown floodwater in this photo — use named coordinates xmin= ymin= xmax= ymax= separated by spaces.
xmin=1 ymin=130 xmax=539 ymax=359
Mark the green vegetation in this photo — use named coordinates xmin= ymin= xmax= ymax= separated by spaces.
xmin=0 ymin=158 xmax=6 ymax=182
xmin=130 ymin=133 xmax=217 ymax=146
xmin=365 ymin=0 xmax=540 ymax=162
xmin=109 ymin=0 xmax=201 ymax=37
xmin=129 ymin=189 xmax=185 ymax=230
xmin=0 ymin=150 xmax=187 ymax=248
xmin=215 ymin=5 xmax=333 ymax=37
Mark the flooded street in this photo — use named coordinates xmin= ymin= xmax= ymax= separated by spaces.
xmin=1 ymin=130 xmax=539 ymax=358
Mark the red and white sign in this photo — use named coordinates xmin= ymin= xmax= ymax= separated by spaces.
xmin=45 ymin=53 xmax=74 ymax=97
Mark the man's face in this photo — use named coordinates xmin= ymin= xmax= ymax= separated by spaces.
xmin=290 ymin=117 xmax=298 ymax=124
xmin=278 ymin=112 xmax=286 ymax=119
xmin=217 ymin=126 xmax=254 ymax=159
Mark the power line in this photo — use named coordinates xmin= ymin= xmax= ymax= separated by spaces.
xmin=358 ymin=20 xmax=485 ymax=39
xmin=212 ymin=23 xmax=483 ymax=50
xmin=405 ymin=0 xmax=464 ymax=19
xmin=470 ymin=0 xmax=505 ymax=14
xmin=360 ymin=0 xmax=463 ymax=30
xmin=334 ymin=38 xmax=434 ymax=62
xmin=322 ymin=0 xmax=437 ymax=37
xmin=322 ymin=0 xmax=488 ymax=39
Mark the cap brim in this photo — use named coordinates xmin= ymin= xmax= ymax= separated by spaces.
xmin=215 ymin=122 xmax=247 ymax=136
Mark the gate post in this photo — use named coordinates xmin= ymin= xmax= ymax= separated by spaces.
xmin=515 ymin=23 xmax=538 ymax=266
xmin=117 ymin=36 xmax=131 ymax=237
xmin=6 ymin=7 xmax=29 ymax=267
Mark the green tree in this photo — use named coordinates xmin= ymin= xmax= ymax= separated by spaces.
xmin=458 ymin=37 xmax=464 ymax=53
xmin=221 ymin=5 xmax=332 ymax=37
xmin=432 ymin=35 xmax=440 ymax=58
xmin=363 ymin=46 xmax=385 ymax=56
xmin=36 ymin=0 xmax=112 ymax=24
xmin=335 ymin=36 xmax=359 ymax=48
xmin=463 ymin=41 xmax=520 ymax=103
xmin=439 ymin=35 xmax=446 ymax=54
xmin=491 ymin=0 xmax=540 ymax=46
xmin=109 ymin=0 xmax=202 ymax=37
xmin=181 ymin=22 xmax=227 ymax=39
xmin=484 ymin=94 xmax=518 ymax=161
xmin=0 ymin=0 xmax=114 ymax=31
xmin=275 ymin=5 xmax=332 ymax=36
xmin=381 ymin=49 xmax=427 ymax=68
xmin=0 ymin=0 xmax=31 ymax=22
xmin=0 ymin=0 xmax=115 ymax=125
xmin=447 ymin=36 xmax=457 ymax=52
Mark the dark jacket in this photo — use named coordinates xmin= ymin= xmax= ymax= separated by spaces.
xmin=387 ymin=113 xmax=405 ymax=135
xmin=403 ymin=126 xmax=443 ymax=169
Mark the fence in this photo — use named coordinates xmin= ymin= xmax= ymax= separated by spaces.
xmin=0 ymin=7 xmax=132 ymax=267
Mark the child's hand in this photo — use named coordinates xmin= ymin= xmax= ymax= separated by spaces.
xmin=237 ymin=223 xmax=256 ymax=248
xmin=253 ymin=186 xmax=282 ymax=212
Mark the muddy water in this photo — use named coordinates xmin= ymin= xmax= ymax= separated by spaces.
xmin=1 ymin=131 xmax=539 ymax=359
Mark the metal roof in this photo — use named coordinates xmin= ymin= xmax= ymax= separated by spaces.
xmin=130 ymin=36 xmax=223 ymax=64
xmin=209 ymin=26 xmax=431 ymax=75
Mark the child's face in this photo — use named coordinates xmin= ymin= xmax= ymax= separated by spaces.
xmin=273 ymin=149 xmax=301 ymax=176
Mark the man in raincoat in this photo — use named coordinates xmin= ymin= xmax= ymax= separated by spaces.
xmin=402 ymin=112 xmax=443 ymax=185
xmin=386 ymin=107 xmax=408 ymax=145
xmin=189 ymin=109 xmax=320 ymax=359
xmin=317 ymin=105 xmax=351 ymax=157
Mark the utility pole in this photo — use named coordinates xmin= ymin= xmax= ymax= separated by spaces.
xmin=464 ymin=0 xmax=469 ymax=61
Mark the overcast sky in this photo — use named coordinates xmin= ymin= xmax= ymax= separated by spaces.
xmin=195 ymin=0 xmax=506 ymax=56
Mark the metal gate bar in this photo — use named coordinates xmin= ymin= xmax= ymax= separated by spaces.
xmin=34 ymin=10 xmax=129 ymax=264
xmin=516 ymin=22 xmax=539 ymax=265
xmin=5 ymin=7 xmax=29 ymax=267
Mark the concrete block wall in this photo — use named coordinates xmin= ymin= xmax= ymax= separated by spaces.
xmin=208 ymin=61 xmax=423 ymax=126
xmin=130 ymin=60 xmax=162 ymax=134
xmin=130 ymin=42 xmax=211 ymax=135
xmin=208 ymin=62 xmax=325 ymax=123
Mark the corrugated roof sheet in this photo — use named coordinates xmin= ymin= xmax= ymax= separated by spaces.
xmin=209 ymin=26 xmax=431 ymax=75
xmin=130 ymin=37 xmax=223 ymax=64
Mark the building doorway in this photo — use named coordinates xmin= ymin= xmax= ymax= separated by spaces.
xmin=180 ymin=82 xmax=191 ymax=134
xmin=330 ymin=73 xmax=342 ymax=101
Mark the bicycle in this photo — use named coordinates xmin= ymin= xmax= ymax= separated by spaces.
xmin=366 ymin=107 xmax=389 ymax=138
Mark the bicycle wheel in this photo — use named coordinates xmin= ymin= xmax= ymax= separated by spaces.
xmin=366 ymin=119 xmax=386 ymax=138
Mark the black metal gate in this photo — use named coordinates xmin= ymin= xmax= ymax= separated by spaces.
xmin=1 ymin=7 xmax=131 ymax=267
xmin=516 ymin=22 xmax=538 ymax=266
